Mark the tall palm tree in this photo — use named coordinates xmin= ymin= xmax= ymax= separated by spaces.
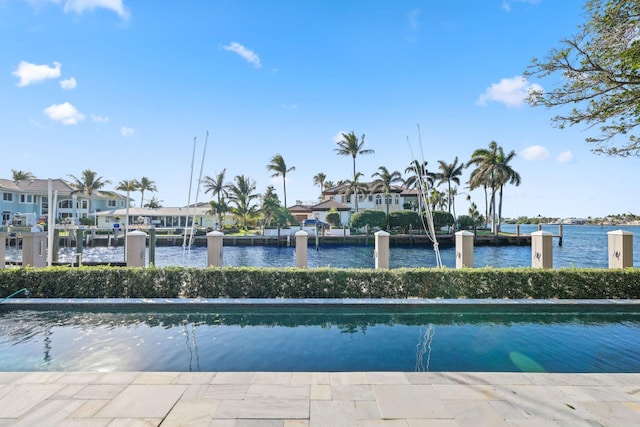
xmin=495 ymin=148 xmax=521 ymax=232
xmin=116 ymin=180 xmax=139 ymax=234
xmin=266 ymin=154 xmax=295 ymax=209
xmin=371 ymin=166 xmax=403 ymax=230
xmin=67 ymin=169 xmax=111 ymax=225
xmin=312 ymin=172 xmax=326 ymax=199
xmin=466 ymin=141 xmax=500 ymax=234
xmin=334 ymin=131 xmax=374 ymax=212
xmin=137 ymin=176 xmax=157 ymax=208
xmin=437 ymin=157 xmax=465 ymax=216
xmin=228 ymin=175 xmax=260 ymax=234
xmin=202 ymin=169 xmax=230 ymax=229
xmin=11 ymin=170 xmax=35 ymax=181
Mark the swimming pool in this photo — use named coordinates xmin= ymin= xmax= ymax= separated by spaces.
xmin=1 ymin=300 xmax=639 ymax=373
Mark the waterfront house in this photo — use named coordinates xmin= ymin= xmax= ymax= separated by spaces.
xmin=0 ymin=178 xmax=128 ymax=226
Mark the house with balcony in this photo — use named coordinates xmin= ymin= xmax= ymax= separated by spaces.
xmin=295 ymin=183 xmax=421 ymax=225
xmin=0 ymin=178 xmax=128 ymax=226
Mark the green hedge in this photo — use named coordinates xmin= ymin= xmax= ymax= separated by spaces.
xmin=1 ymin=266 xmax=639 ymax=300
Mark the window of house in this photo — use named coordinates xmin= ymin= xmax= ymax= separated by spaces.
xmin=2 ymin=193 xmax=13 ymax=202
xmin=2 ymin=211 xmax=10 ymax=224
xmin=81 ymin=200 xmax=88 ymax=209
xmin=107 ymin=200 xmax=116 ymax=207
xmin=20 ymin=194 xmax=34 ymax=203
xmin=368 ymin=195 xmax=373 ymax=201
xmin=376 ymin=195 xmax=382 ymax=205
xmin=59 ymin=200 xmax=73 ymax=209
xmin=395 ymin=196 xmax=400 ymax=205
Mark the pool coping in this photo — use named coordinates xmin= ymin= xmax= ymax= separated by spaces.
xmin=2 ymin=297 xmax=640 ymax=310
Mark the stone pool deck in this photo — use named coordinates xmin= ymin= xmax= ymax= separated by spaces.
xmin=0 ymin=372 xmax=639 ymax=426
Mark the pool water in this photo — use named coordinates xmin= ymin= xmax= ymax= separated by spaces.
xmin=1 ymin=302 xmax=639 ymax=373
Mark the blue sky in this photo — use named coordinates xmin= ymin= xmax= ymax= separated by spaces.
xmin=1 ymin=0 xmax=638 ymax=219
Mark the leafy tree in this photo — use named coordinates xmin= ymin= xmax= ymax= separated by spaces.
xmin=11 ymin=170 xmax=35 ymax=181
xmin=67 ymin=169 xmax=111 ymax=225
xmin=137 ymin=176 xmax=157 ymax=208
xmin=456 ymin=215 xmax=476 ymax=231
xmin=202 ymin=169 xmax=230 ymax=229
xmin=388 ymin=210 xmax=420 ymax=233
xmin=525 ymin=0 xmax=640 ymax=157
xmin=228 ymin=175 xmax=260 ymax=233
xmin=350 ymin=209 xmax=387 ymax=230
xmin=430 ymin=210 xmax=455 ymax=230
xmin=371 ymin=166 xmax=403 ymax=230
xmin=266 ymin=154 xmax=295 ymax=208
xmin=334 ymin=131 xmax=374 ymax=212
xmin=437 ymin=156 xmax=464 ymax=216
xmin=325 ymin=208 xmax=341 ymax=226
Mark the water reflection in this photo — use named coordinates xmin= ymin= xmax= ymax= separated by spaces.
xmin=1 ymin=306 xmax=639 ymax=373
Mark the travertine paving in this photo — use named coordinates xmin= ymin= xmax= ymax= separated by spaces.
xmin=0 ymin=371 xmax=639 ymax=426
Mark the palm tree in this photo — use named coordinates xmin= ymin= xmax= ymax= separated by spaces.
xmin=339 ymin=172 xmax=369 ymax=210
xmin=137 ymin=176 xmax=157 ymax=208
xmin=495 ymin=148 xmax=521 ymax=232
xmin=144 ymin=196 xmax=163 ymax=209
xmin=371 ymin=166 xmax=403 ymax=230
xmin=11 ymin=170 xmax=35 ymax=181
xmin=228 ymin=175 xmax=260 ymax=234
xmin=467 ymin=141 xmax=500 ymax=232
xmin=115 ymin=179 xmax=139 ymax=235
xmin=313 ymin=172 xmax=327 ymax=199
xmin=115 ymin=180 xmax=139 ymax=207
xmin=437 ymin=157 xmax=464 ymax=216
xmin=404 ymin=160 xmax=438 ymax=213
xmin=67 ymin=169 xmax=111 ymax=225
xmin=266 ymin=154 xmax=295 ymax=209
xmin=324 ymin=180 xmax=335 ymax=190
xmin=334 ymin=131 xmax=374 ymax=212
xmin=202 ymin=169 xmax=230 ymax=229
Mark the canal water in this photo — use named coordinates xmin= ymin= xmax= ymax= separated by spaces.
xmin=4 ymin=225 xmax=639 ymax=269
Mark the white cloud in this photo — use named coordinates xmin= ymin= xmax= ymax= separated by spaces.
xmin=91 ymin=114 xmax=109 ymax=123
xmin=407 ymin=8 xmax=420 ymax=31
xmin=520 ymin=145 xmax=549 ymax=160
xmin=121 ymin=126 xmax=135 ymax=137
xmin=223 ymin=42 xmax=262 ymax=69
xmin=557 ymin=150 xmax=573 ymax=163
xmin=62 ymin=0 xmax=129 ymax=20
xmin=476 ymin=76 xmax=542 ymax=108
xmin=502 ymin=0 xmax=541 ymax=12
xmin=60 ymin=77 xmax=77 ymax=89
xmin=43 ymin=102 xmax=85 ymax=125
xmin=12 ymin=61 xmax=61 ymax=87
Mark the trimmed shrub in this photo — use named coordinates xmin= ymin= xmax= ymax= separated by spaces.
xmin=1 ymin=266 xmax=639 ymax=300
xmin=350 ymin=210 xmax=386 ymax=230
xmin=388 ymin=210 xmax=421 ymax=233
